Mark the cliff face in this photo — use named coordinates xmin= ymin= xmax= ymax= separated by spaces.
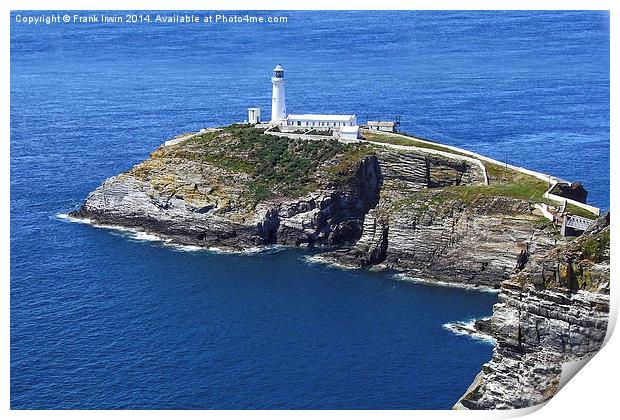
xmin=319 ymin=147 xmax=562 ymax=288
xmin=324 ymin=197 xmax=562 ymax=288
xmin=73 ymin=126 xmax=568 ymax=286
xmin=251 ymin=160 xmax=380 ymax=248
xmin=73 ymin=126 xmax=383 ymax=250
xmin=72 ymin=125 xmax=609 ymax=410
xmin=455 ymin=217 xmax=610 ymax=409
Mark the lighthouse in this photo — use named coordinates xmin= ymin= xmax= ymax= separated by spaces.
xmin=251 ymin=65 xmax=359 ymax=140
xmin=271 ymin=64 xmax=287 ymax=123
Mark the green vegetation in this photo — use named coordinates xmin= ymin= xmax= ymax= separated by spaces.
xmin=325 ymin=144 xmax=376 ymax=183
xmin=480 ymin=162 xmax=550 ymax=201
xmin=366 ymin=129 xmax=547 ymax=203
xmin=363 ymin=130 xmax=475 ymax=158
xmin=565 ymin=204 xmax=599 ymax=219
xmin=366 ymin=130 xmax=598 ymax=219
xmin=390 ymin=160 xmax=553 ymax=216
xmin=161 ymin=124 xmax=374 ymax=204
xmin=580 ymin=229 xmax=610 ymax=263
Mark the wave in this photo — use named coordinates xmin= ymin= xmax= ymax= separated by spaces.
xmin=393 ymin=273 xmax=500 ymax=294
xmin=199 ymin=244 xmax=287 ymax=256
xmin=303 ymin=254 xmax=358 ymax=270
xmin=57 ymin=212 xmax=181 ymax=247
xmin=443 ymin=318 xmax=496 ymax=345
xmin=56 ymin=213 xmax=287 ymax=255
xmin=56 ymin=212 xmax=93 ymax=224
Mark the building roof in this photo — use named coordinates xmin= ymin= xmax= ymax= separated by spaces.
xmin=367 ymin=121 xmax=396 ymax=127
xmin=340 ymin=125 xmax=360 ymax=133
xmin=286 ymin=114 xmax=356 ymax=122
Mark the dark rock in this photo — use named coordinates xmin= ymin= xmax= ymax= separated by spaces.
xmin=474 ymin=318 xmax=493 ymax=336
xmin=550 ymin=182 xmax=588 ymax=204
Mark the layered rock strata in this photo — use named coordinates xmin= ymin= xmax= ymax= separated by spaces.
xmin=455 ymin=218 xmax=610 ymax=409
xmin=72 ymin=126 xmax=609 ymax=410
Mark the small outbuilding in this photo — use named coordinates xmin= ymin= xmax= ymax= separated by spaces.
xmin=367 ymin=120 xmax=397 ymax=132
xmin=339 ymin=125 xmax=360 ymax=141
xmin=248 ymin=107 xmax=261 ymax=124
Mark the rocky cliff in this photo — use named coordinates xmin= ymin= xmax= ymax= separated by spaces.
xmin=73 ymin=125 xmax=559 ymax=289
xmin=71 ymin=124 xmax=609 ymax=409
xmin=318 ymin=146 xmax=563 ymax=289
xmin=455 ymin=215 xmax=610 ymax=409
xmin=72 ymin=126 xmax=383 ymax=250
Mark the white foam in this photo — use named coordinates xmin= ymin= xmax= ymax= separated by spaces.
xmin=56 ymin=212 xmax=288 ymax=255
xmin=57 ymin=212 xmax=192 ymax=250
xmin=393 ymin=273 xmax=500 ymax=294
xmin=169 ymin=244 xmax=204 ymax=252
xmin=303 ymin=254 xmax=357 ymax=270
xmin=130 ymin=230 xmax=166 ymax=242
xmin=56 ymin=213 xmax=93 ymax=224
xmin=443 ymin=318 xmax=496 ymax=345
xmin=196 ymin=244 xmax=286 ymax=255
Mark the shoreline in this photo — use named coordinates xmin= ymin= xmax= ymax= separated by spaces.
xmin=443 ymin=318 xmax=497 ymax=345
xmin=393 ymin=273 xmax=501 ymax=294
xmin=59 ymin=213 xmax=503 ymax=296
xmin=56 ymin=213 xmax=283 ymax=255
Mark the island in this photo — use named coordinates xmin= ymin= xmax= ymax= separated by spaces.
xmin=69 ymin=66 xmax=610 ymax=410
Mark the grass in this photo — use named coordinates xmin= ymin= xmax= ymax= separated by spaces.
xmin=159 ymin=124 xmax=374 ymax=205
xmin=373 ymin=132 xmax=553 ymax=209
xmin=565 ymin=204 xmax=598 ymax=219
xmin=366 ymin=130 xmax=599 ymax=219
xmin=362 ymin=130 xmax=476 ymax=158
xmin=484 ymin=162 xmax=550 ymax=201
xmin=580 ymin=229 xmax=610 ymax=263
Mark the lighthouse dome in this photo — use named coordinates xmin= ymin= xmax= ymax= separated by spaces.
xmin=272 ymin=64 xmax=285 ymax=80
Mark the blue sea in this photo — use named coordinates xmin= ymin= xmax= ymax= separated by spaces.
xmin=10 ymin=11 xmax=609 ymax=409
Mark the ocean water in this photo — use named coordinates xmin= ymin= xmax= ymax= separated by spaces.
xmin=10 ymin=11 xmax=609 ymax=409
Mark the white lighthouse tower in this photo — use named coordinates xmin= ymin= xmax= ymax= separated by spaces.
xmin=271 ymin=64 xmax=287 ymax=123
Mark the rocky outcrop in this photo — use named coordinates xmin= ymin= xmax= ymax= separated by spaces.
xmin=322 ymin=209 xmax=390 ymax=267
xmin=455 ymin=218 xmax=610 ymax=409
xmin=320 ymin=148 xmax=562 ymax=288
xmin=71 ymin=126 xmax=609 ymax=411
xmin=72 ymin=152 xmax=382 ymax=250
xmin=72 ymin=128 xmax=563 ymax=287
xmin=71 ymin=126 xmax=487 ymax=260
xmin=550 ymin=182 xmax=588 ymax=204
xmin=251 ymin=160 xmax=381 ymax=248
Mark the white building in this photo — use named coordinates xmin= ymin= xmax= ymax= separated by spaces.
xmin=367 ymin=120 xmax=397 ymax=132
xmin=247 ymin=107 xmax=261 ymax=124
xmin=283 ymin=114 xmax=357 ymax=129
xmin=265 ymin=64 xmax=360 ymax=140
xmin=338 ymin=125 xmax=360 ymax=140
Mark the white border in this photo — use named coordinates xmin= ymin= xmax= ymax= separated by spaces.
xmin=3 ymin=1 xmax=616 ymax=419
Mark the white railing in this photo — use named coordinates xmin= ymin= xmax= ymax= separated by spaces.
xmin=565 ymin=215 xmax=595 ymax=231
